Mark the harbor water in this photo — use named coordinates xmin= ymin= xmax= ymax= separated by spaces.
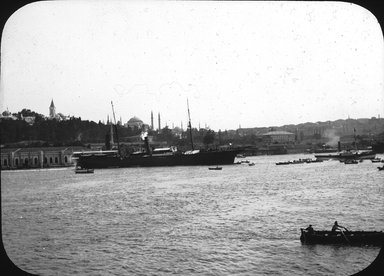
xmin=2 ymin=154 xmax=384 ymax=275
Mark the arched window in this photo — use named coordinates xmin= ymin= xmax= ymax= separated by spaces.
xmin=44 ymin=157 xmax=48 ymax=164
xmin=15 ymin=158 xmax=19 ymax=166
xmin=24 ymin=158 xmax=29 ymax=165
xmin=64 ymin=156 xmax=68 ymax=163
xmin=55 ymin=157 xmax=58 ymax=164
xmin=3 ymin=159 xmax=7 ymax=166
xmin=49 ymin=157 xmax=53 ymax=164
xmin=34 ymin=157 xmax=38 ymax=165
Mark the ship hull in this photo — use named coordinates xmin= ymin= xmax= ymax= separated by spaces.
xmin=77 ymin=150 xmax=241 ymax=169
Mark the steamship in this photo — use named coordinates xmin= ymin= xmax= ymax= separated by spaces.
xmin=314 ymin=141 xmax=375 ymax=161
xmin=75 ymin=101 xmax=241 ymax=169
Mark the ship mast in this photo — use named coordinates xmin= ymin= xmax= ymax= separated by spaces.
xmin=111 ymin=101 xmax=121 ymax=156
xmin=187 ymin=99 xmax=194 ymax=151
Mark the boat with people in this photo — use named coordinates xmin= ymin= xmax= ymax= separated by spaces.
xmin=300 ymin=228 xmax=384 ymax=245
xmin=75 ymin=101 xmax=242 ymax=169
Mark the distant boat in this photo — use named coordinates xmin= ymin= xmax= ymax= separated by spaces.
xmin=300 ymin=228 xmax=384 ymax=245
xmin=378 ymin=166 xmax=384 ymax=171
xmin=371 ymin=158 xmax=382 ymax=163
xmin=344 ymin=159 xmax=358 ymax=164
xmin=208 ymin=166 xmax=222 ymax=170
xmin=75 ymin=167 xmax=94 ymax=174
xmin=276 ymin=161 xmax=292 ymax=165
xmin=248 ymin=162 xmax=255 ymax=166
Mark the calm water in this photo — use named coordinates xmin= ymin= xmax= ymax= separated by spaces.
xmin=2 ymin=154 xmax=384 ymax=275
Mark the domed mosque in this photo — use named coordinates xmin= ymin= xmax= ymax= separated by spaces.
xmin=127 ymin=116 xmax=144 ymax=129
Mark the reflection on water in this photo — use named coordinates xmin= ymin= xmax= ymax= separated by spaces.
xmin=2 ymin=154 xmax=384 ymax=275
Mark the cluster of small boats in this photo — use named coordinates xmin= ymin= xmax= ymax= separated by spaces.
xmin=276 ymin=158 xmax=323 ymax=165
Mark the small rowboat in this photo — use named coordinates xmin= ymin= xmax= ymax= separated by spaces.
xmin=75 ymin=167 xmax=94 ymax=174
xmin=344 ymin=159 xmax=358 ymax=164
xmin=276 ymin=161 xmax=291 ymax=165
xmin=208 ymin=166 xmax=222 ymax=170
xmin=378 ymin=166 xmax=384 ymax=171
xmin=300 ymin=228 xmax=384 ymax=245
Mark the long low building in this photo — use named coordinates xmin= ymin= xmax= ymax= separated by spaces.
xmin=262 ymin=131 xmax=295 ymax=144
xmin=1 ymin=146 xmax=85 ymax=170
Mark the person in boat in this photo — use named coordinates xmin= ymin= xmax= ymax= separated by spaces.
xmin=331 ymin=221 xmax=348 ymax=233
xmin=305 ymin=225 xmax=314 ymax=235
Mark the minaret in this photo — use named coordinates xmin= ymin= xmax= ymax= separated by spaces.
xmin=158 ymin=112 xmax=161 ymax=132
xmin=151 ymin=111 xmax=154 ymax=130
xmin=49 ymin=99 xmax=56 ymax=118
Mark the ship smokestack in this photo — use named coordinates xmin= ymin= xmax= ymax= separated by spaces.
xmin=141 ymin=132 xmax=151 ymax=155
xmin=338 ymin=141 xmax=341 ymax=152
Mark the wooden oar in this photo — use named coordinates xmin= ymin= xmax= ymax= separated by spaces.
xmin=340 ymin=229 xmax=350 ymax=243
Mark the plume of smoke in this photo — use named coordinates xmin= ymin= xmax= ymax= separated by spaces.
xmin=324 ymin=128 xmax=339 ymax=147
xmin=140 ymin=131 xmax=148 ymax=140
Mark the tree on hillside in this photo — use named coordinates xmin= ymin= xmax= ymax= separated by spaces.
xmin=203 ymin=130 xmax=215 ymax=147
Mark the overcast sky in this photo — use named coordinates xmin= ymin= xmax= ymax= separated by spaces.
xmin=1 ymin=1 xmax=383 ymax=131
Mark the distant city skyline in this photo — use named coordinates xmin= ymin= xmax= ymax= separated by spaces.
xmin=3 ymin=98 xmax=383 ymax=133
xmin=1 ymin=1 xmax=383 ymax=131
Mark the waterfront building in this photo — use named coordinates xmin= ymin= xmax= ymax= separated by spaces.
xmin=262 ymin=131 xmax=295 ymax=144
xmin=0 ymin=147 xmax=83 ymax=170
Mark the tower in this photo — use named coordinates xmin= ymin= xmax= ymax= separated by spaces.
xmin=49 ymin=99 xmax=56 ymax=118
xmin=151 ymin=111 xmax=154 ymax=130
xmin=158 ymin=112 xmax=161 ymax=131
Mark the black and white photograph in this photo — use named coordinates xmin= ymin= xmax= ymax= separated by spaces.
xmin=1 ymin=1 xmax=384 ymax=275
